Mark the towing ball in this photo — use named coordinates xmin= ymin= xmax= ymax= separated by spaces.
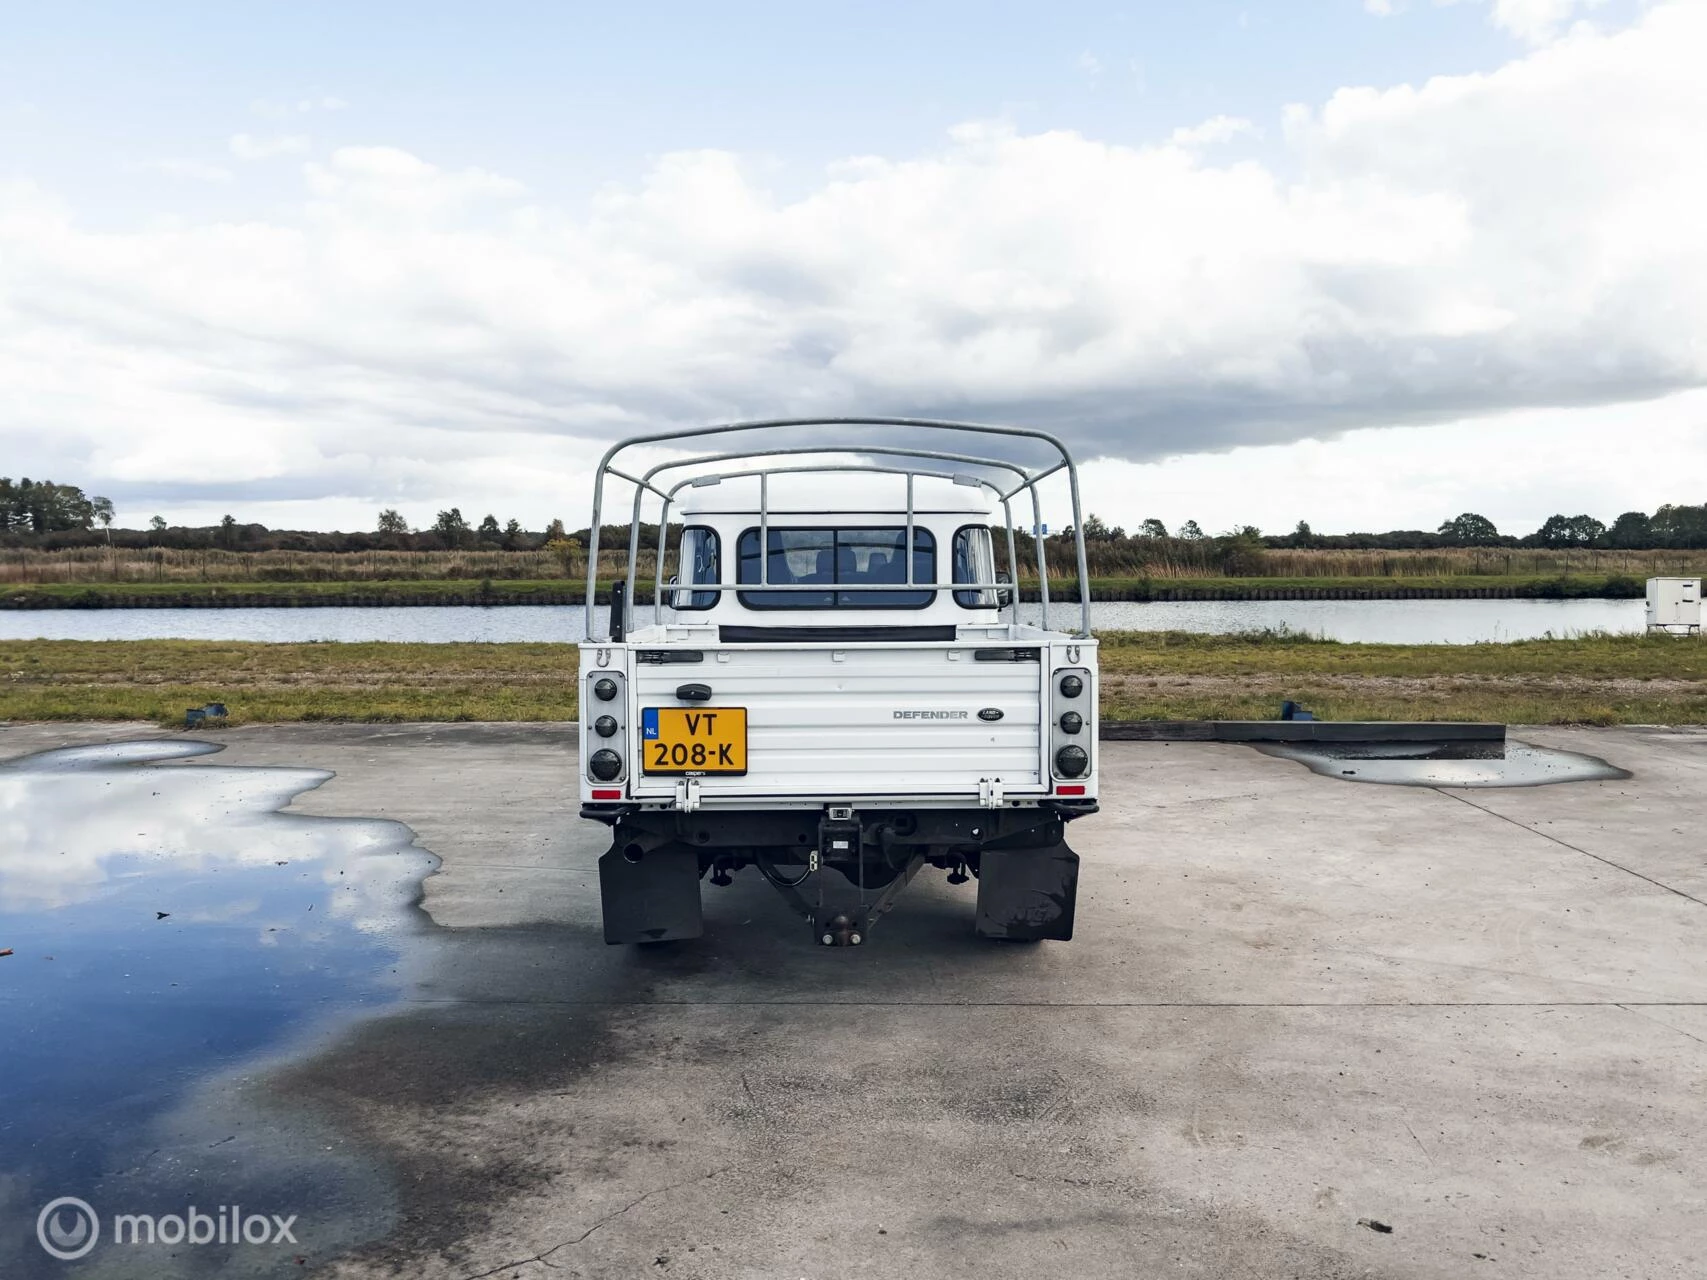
xmin=819 ymin=914 xmax=860 ymax=946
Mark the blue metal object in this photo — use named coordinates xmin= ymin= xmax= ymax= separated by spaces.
xmin=1280 ymin=700 xmax=1316 ymax=722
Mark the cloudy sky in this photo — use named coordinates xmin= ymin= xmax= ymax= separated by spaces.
xmin=1 ymin=0 xmax=1702 ymax=537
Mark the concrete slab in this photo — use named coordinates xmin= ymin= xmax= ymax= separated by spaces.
xmin=1442 ymin=725 xmax=1707 ymax=903
xmin=5 ymin=722 xmax=1705 ymax=1279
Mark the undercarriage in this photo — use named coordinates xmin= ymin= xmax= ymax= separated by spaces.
xmin=582 ymin=802 xmax=1093 ymax=946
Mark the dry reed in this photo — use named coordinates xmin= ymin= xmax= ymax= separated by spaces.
xmin=2 ymin=543 xmax=1704 ymax=586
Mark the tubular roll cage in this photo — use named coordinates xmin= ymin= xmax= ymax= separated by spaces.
xmin=584 ymin=417 xmax=1093 ymax=641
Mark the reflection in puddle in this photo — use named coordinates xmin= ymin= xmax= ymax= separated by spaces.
xmin=0 ymin=740 xmax=438 ymax=1275
xmin=1257 ymin=739 xmax=1631 ymax=787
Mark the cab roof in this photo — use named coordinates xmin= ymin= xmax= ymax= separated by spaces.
xmin=674 ymin=471 xmax=997 ymax=517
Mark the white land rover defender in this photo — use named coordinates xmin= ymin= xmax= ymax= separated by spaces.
xmin=579 ymin=418 xmax=1099 ymax=946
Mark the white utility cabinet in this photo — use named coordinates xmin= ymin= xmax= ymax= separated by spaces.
xmin=1646 ymin=577 xmax=1701 ymax=634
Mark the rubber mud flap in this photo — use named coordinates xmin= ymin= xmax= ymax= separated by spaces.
xmin=599 ymin=842 xmax=703 ymax=944
xmin=976 ymin=841 xmax=1079 ymax=941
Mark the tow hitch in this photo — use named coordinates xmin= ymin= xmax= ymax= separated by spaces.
xmin=758 ymin=808 xmax=927 ymax=946
xmin=771 ymin=807 xmax=1080 ymax=945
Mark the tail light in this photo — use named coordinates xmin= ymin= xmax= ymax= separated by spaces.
xmin=585 ymin=671 xmax=628 ymax=786
xmin=1050 ymin=664 xmax=1091 ymax=785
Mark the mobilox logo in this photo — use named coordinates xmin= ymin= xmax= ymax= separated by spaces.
xmin=36 ymin=1196 xmax=299 ymax=1260
xmin=37 ymin=1197 xmax=98 ymax=1261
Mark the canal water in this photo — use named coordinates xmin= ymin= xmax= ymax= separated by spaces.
xmin=0 ymin=597 xmax=1651 ymax=644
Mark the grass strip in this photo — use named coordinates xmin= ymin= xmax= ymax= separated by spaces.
xmin=1 ymin=632 xmax=1702 ymax=728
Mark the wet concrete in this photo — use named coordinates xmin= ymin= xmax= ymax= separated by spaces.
xmin=1259 ymin=738 xmax=1632 ymax=788
xmin=2 ymin=722 xmax=1705 ymax=1279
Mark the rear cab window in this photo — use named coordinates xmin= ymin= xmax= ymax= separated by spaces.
xmin=736 ymin=527 xmax=936 ymax=609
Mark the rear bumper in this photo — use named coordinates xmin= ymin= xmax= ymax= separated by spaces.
xmin=582 ymin=798 xmax=1097 ymax=826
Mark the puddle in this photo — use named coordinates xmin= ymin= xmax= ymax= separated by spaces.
xmin=0 ymin=740 xmax=439 ymax=1275
xmin=1257 ymin=739 xmax=1631 ymax=787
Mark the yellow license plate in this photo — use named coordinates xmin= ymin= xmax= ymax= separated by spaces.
xmin=641 ymin=706 xmax=748 ymax=775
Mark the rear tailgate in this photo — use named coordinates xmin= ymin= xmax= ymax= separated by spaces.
xmin=629 ymin=644 xmax=1043 ymax=800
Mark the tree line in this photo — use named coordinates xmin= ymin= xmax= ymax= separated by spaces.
xmin=4 ymin=479 xmax=1704 ymax=554
xmin=1072 ymin=503 xmax=1707 ymax=551
xmin=0 ymin=493 xmax=613 ymax=555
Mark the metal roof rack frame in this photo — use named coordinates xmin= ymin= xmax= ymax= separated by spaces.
xmin=583 ymin=417 xmax=1091 ymax=641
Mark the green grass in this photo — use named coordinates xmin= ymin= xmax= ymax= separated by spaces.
xmin=1094 ymin=630 xmax=1707 ymax=725
xmin=0 ymin=641 xmax=581 ymax=724
xmin=1096 ymin=628 xmax=1707 ymax=679
xmin=2 ymin=631 xmax=1703 ymax=727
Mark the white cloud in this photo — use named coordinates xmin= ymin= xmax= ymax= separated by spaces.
xmin=1168 ymin=115 xmax=1256 ymax=147
xmin=229 ymin=132 xmax=311 ymax=160
xmin=1 ymin=3 xmax=1702 ymax=530
xmin=1077 ymin=51 xmax=1103 ymax=80
xmin=127 ymin=157 xmax=233 ymax=183
xmin=1489 ymin=0 xmax=1605 ymax=43
xmin=1370 ymin=0 xmax=1609 ymax=43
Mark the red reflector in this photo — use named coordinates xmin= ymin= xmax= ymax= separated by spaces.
xmin=1055 ymin=784 xmax=1087 ymax=796
xmin=590 ymin=788 xmax=623 ymax=800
